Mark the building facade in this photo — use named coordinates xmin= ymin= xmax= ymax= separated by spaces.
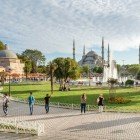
xmin=0 ymin=47 xmax=24 ymax=75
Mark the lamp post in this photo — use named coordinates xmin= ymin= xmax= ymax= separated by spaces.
xmin=8 ymin=67 xmax=12 ymax=96
xmin=9 ymin=73 xmax=11 ymax=96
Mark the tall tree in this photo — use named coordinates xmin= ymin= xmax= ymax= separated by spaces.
xmin=46 ymin=61 xmax=57 ymax=94
xmin=93 ymin=66 xmax=103 ymax=74
xmin=81 ymin=65 xmax=89 ymax=77
xmin=17 ymin=53 xmax=32 ymax=79
xmin=52 ymin=57 xmax=80 ymax=91
xmin=0 ymin=41 xmax=6 ymax=50
xmin=21 ymin=49 xmax=46 ymax=73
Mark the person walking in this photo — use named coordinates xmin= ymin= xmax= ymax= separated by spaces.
xmin=97 ymin=94 xmax=104 ymax=113
xmin=28 ymin=92 xmax=35 ymax=115
xmin=3 ymin=93 xmax=9 ymax=116
xmin=44 ymin=94 xmax=51 ymax=113
xmin=80 ymin=93 xmax=87 ymax=114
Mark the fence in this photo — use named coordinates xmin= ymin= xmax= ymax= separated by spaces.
xmin=1 ymin=93 xmax=140 ymax=113
xmin=0 ymin=118 xmax=44 ymax=136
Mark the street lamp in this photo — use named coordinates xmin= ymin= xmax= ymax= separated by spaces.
xmin=7 ymin=67 xmax=12 ymax=96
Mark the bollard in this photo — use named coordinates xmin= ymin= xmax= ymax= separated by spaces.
xmin=72 ymin=104 xmax=73 ymax=110
xmin=58 ymin=102 xmax=60 ymax=108
xmin=87 ymin=105 xmax=89 ymax=111
xmin=15 ymin=118 xmax=18 ymax=134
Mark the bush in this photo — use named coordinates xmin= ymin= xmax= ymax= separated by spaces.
xmin=109 ymin=97 xmax=131 ymax=104
xmin=125 ymin=79 xmax=134 ymax=86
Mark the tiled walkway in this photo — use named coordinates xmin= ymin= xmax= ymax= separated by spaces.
xmin=0 ymin=99 xmax=140 ymax=140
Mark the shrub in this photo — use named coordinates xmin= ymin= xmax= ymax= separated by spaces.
xmin=109 ymin=97 xmax=131 ymax=104
xmin=125 ymin=79 xmax=134 ymax=86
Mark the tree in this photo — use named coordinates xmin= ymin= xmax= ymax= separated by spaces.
xmin=125 ymin=79 xmax=134 ymax=87
xmin=17 ymin=53 xmax=32 ymax=80
xmin=52 ymin=57 xmax=80 ymax=91
xmin=81 ymin=65 xmax=89 ymax=78
xmin=93 ymin=66 xmax=103 ymax=74
xmin=46 ymin=61 xmax=57 ymax=94
xmin=0 ymin=71 xmax=6 ymax=85
xmin=127 ymin=64 xmax=140 ymax=79
xmin=37 ymin=65 xmax=47 ymax=73
xmin=0 ymin=41 xmax=6 ymax=50
xmin=21 ymin=49 xmax=46 ymax=73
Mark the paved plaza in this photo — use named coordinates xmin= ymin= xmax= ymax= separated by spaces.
xmin=0 ymin=99 xmax=140 ymax=140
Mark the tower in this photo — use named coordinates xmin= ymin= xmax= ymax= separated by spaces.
xmin=139 ymin=45 xmax=140 ymax=64
xmin=107 ymin=43 xmax=110 ymax=67
xmin=83 ymin=45 xmax=85 ymax=56
xmin=101 ymin=37 xmax=104 ymax=66
xmin=73 ymin=39 xmax=75 ymax=60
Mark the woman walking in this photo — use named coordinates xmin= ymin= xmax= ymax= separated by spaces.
xmin=3 ymin=93 xmax=9 ymax=116
xmin=80 ymin=93 xmax=87 ymax=114
xmin=97 ymin=94 xmax=104 ymax=113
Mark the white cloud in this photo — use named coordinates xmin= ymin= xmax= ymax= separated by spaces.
xmin=0 ymin=0 xmax=140 ymax=63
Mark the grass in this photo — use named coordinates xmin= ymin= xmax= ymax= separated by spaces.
xmin=1 ymin=81 xmax=140 ymax=111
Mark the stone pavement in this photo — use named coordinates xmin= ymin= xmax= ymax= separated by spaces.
xmin=0 ymin=99 xmax=140 ymax=140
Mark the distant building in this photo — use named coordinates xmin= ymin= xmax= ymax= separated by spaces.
xmin=78 ymin=38 xmax=105 ymax=68
xmin=78 ymin=50 xmax=103 ymax=68
xmin=0 ymin=45 xmax=24 ymax=75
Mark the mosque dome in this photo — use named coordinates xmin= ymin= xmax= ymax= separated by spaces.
xmin=0 ymin=49 xmax=17 ymax=59
xmin=86 ymin=51 xmax=97 ymax=57
xmin=78 ymin=50 xmax=102 ymax=68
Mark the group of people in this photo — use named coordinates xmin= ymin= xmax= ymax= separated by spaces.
xmin=2 ymin=92 xmax=104 ymax=116
xmin=80 ymin=93 xmax=104 ymax=114
xmin=2 ymin=92 xmax=51 ymax=116
xmin=28 ymin=92 xmax=51 ymax=115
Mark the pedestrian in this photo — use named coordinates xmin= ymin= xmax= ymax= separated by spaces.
xmin=28 ymin=92 xmax=35 ymax=115
xmin=81 ymin=93 xmax=87 ymax=114
xmin=44 ymin=94 xmax=51 ymax=113
xmin=97 ymin=94 xmax=104 ymax=113
xmin=3 ymin=93 xmax=9 ymax=116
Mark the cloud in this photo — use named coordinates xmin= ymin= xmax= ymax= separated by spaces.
xmin=0 ymin=0 xmax=140 ymax=63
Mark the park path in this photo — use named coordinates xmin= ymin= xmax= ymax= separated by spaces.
xmin=0 ymin=99 xmax=140 ymax=140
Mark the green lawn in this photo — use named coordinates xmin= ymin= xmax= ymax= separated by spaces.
xmin=1 ymin=81 xmax=140 ymax=111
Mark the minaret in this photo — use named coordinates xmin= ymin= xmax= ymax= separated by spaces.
xmin=101 ymin=37 xmax=104 ymax=66
xmin=83 ymin=45 xmax=85 ymax=56
xmin=107 ymin=43 xmax=110 ymax=67
xmin=73 ymin=39 xmax=75 ymax=60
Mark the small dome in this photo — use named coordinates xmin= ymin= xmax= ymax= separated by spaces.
xmin=0 ymin=50 xmax=17 ymax=58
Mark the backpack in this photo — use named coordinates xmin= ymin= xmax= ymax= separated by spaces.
xmin=28 ymin=96 xmax=35 ymax=104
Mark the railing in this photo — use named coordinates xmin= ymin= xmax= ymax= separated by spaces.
xmin=1 ymin=93 xmax=140 ymax=113
xmin=0 ymin=118 xmax=44 ymax=136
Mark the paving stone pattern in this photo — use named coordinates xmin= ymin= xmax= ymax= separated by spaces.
xmin=0 ymin=99 xmax=140 ymax=140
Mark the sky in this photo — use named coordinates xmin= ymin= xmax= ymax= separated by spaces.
xmin=0 ymin=0 xmax=140 ymax=65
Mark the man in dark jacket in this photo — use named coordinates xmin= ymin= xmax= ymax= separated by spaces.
xmin=44 ymin=94 xmax=51 ymax=113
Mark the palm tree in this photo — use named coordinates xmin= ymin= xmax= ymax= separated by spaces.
xmin=47 ymin=62 xmax=57 ymax=94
